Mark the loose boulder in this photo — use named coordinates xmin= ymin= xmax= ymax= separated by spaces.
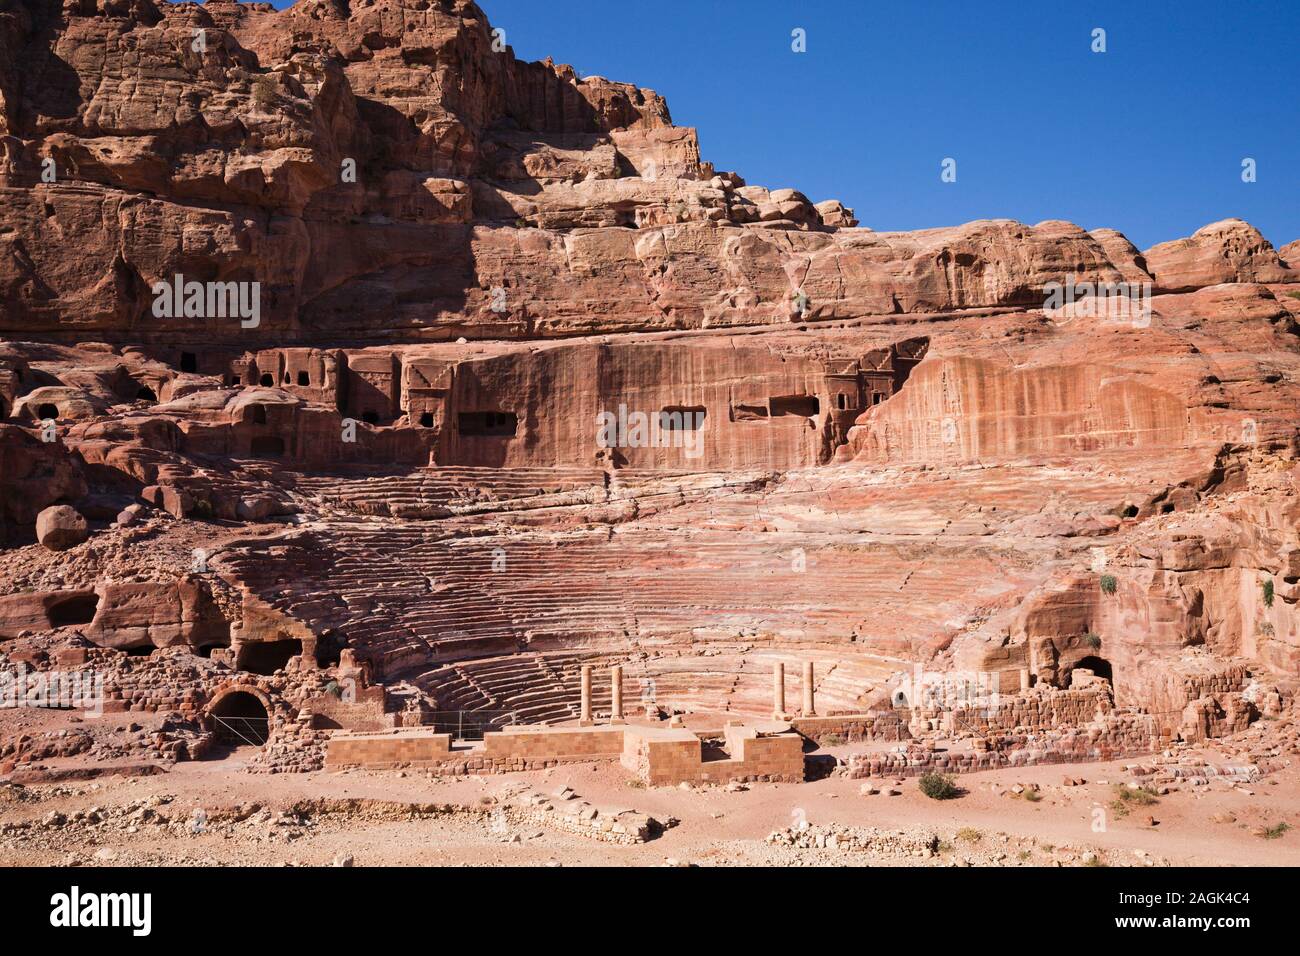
xmin=35 ymin=505 xmax=90 ymax=551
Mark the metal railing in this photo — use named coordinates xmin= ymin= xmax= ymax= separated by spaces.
xmin=211 ymin=715 xmax=270 ymax=747
xmin=424 ymin=710 xmax=518 ymax=741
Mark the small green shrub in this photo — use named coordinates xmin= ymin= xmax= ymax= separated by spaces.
xmin=1111 ymin=785 xmax=1159 ymax=816
xmin=918 ymin=772 xmax=960 ymax=801
xmin=1100 ymin=574 xmax=1118 ymax=595
xmin=252 ymin=75 xmax=277 ymax=110
xmin=1262 ymin=578 xmax=1275 ymax=608
xmin=1260 ymin=822 xmax=1291 ymax=840
xmin=1085 ymin=633 xmax=1103 ymax=650
xmin=956 ymin=827 xmax=982 ymax=843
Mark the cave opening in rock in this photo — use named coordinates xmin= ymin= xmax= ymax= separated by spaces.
xmin=237 ymin=639 xmax=302 ymax=675
xmin=0 ymin=396 xmax=7 ymax=419
xmin=731 ymin=402 xmax=768 ymax=422
xmin=419 ymin=412 xmax=434 ymax=427
xmin=180 ymin=352 xmax=197 ymax=373
xmin=260 ymin=373 xmax=274 ymax=387
xmin=250 ymin=436 xmax=285 ymax=458
xmin=769 ymin=395 xmax=820 ymax=417
xmin=459 ymin=411 xmax=517 ymax=437
xmin=123 ymin=643 xmax=155 ymax=657
xmin=314 ymin=632 xmax=344 ymax=668
xmin=209 ymin=691 xmax=270 ymax=746
xmin=46 ymin=593 xmax=99 ymax=628
xmin=37 ymin=403 xmax=59 ymax=420
xmin=298 ymin=371 xmax=310 ymax=386
xmin=136 ymin=385 xmax=157 ymax=402
xmin=1072 ymin=655 xmax=1113 ymax=684
xmin=659 ymin=406 xmax=706 ymax=430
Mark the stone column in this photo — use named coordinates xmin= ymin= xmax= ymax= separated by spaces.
xmin=802 ymin=661 xmax=816 ymax=716
xmin=1019 ymin=668 xmax=1031 ymax=692
xmin=772 ymin=661 xmax=786 ymax=718
xmin=580 ymin=664 xmax=593 ymax=724
xmin=610 ymin=665 xmax=623 ymax=722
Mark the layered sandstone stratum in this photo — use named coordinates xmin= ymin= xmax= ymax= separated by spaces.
xmin=1 ymin=0 xmax=1299 ymax=800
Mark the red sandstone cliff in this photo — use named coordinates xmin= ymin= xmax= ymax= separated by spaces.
xmin=2 ymin=0 xmax=1293 ymax=344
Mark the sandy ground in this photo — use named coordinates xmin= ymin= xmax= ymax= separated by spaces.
xmin=2 ymin=746 xmax=1297 ymax=868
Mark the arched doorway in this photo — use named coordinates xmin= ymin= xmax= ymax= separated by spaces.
xmin=208 ymin=690 xmax=270 ymax=747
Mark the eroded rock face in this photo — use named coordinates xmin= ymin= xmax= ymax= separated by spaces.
xmin=0 ymin=425 xmax=87 ymax=528
xmin=1142 ymin=219 xmax=1297 ymax=293
xmin=4 ymin=0 xmax=1278 ymax=345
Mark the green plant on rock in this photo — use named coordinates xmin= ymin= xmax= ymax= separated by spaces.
xmin=1099 ymin=574 xmax=1118 ymax=595
xmin=1085 ymin=633 xmax=1103 ymax=650
xmin=1262 ymin=577 xmax=1275 ymax=608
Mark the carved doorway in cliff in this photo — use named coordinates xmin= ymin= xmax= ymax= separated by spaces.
xmin=209 ymin=691 xmax=270 ymax=747
xmin=237 ymin=638 xmax=301 ymax=675
xmin=1072 ymin=655 xmax=1113 ymax=684
xmin=46 ymin=592 xmax=100 ymax=628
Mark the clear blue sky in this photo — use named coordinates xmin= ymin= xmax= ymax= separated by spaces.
xmin=269 ymin=0 xmax=1299 ymax=251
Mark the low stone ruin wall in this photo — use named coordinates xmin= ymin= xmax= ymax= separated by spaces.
xmin=620 ymin=722 xmax=805 ymax=786
xmin=790 ymin=712 xmax=910 ymax=744
xmin=765 ymin=823 xmax=939 ymax=859
xmin=324 ymin=725 xmax=629 ymax=776
xmin=910 ymin=686 xmax=1113 ymax=737
xmin=250 ymin=720 xmax=331 ymax=774
xmin=511 ymin=788 xmax=658 ymax=845
xmin=847 ymin=713 xmax=1161 ymax=779
xmin=325 ymin=721 xmax=808 ymax=786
